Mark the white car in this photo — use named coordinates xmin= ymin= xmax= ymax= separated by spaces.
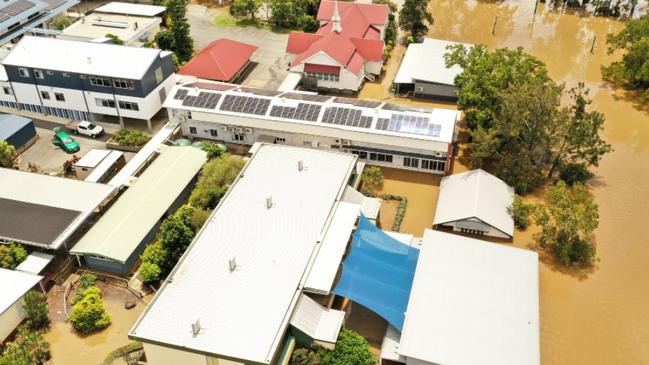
xmin=66 ymin=120 xmax=104 ymax=138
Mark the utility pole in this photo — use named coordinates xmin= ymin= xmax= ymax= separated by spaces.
xmin=591 ymin=35 xmax=596 ymax=54
xmin=492 ymin=16 xmax=498 ymax=36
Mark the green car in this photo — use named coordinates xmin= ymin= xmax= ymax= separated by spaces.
xmin=52 ymin=127 xmax=80 ymax=153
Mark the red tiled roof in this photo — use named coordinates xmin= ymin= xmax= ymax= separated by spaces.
xmin=317 ymin=0 xmax=388 ymax=26
xmin=287 ymin=32 xmax=323 ymax=54
xmin=285 ymin=1 xmax=387 ymax=75
xmin=178 ymin=39 xmax=258 ymax=82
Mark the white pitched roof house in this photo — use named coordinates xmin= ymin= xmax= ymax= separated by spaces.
xmin=0 ymin=268 xmax=42 ymax=342
xmin=433 ymin=169 xmax=515 ymax=239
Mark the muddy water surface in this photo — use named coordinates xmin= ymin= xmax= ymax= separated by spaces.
xmin=419 ymin=1 xmax=649 ymax=364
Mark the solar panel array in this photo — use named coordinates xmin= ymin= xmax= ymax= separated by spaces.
xmin=375 ymin=113 xmax=442 ymax=137
xmin=333 ymin=97 xmax=382 ymax=109
xmin=174 ymin=89 xmax=188 ymax=100
xmin=182 ymin=92 xmax=221 ymax=109
xmin=269 ymin=103 xmax=321 ymax=122
xmin=321 ymin=107 xmax=373 ymax=129
xmin=219 ymin=94 xmax=270 ymax=115
xmin=0 ymin=0 xmax=35 ymax=17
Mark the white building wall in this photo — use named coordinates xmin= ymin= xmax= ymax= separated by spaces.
xmin=142 ymin=343 xmax=246 ymax=365
xmin=291 ymin=52 xmax=364 ymax=92
xmin=0 ymin=298 xmax=26 ymax=342
xmin=11 ymin=82 xmax=40 ymax=105
xmin=36 ymin=85 xmax=87 ymax=111
xmin=365 ymin=61 xmax=382 ymax=75
xmin=0 ymin=81 xmax=17 ymax=103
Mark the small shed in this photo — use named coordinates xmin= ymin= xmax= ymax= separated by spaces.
xmin=0 ymin=114 xmax=37 ymax=153
xmin=394 ymin=38 xmax=472 ymax=100
xmin=74 ymin=149 xmax=126 ymax=183
xmin=0 ymin=268 xmax=42 ymax=343
xmin=177 ymin=39 xmax=258 ymax=83
xmin=433 ymin=169 xmax=515 ymax=239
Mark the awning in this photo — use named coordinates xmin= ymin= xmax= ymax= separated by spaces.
xmin=290 ymin=294 xmax=345 ymax=345
xmin=333 ymin=215 xmax=419 ymax=331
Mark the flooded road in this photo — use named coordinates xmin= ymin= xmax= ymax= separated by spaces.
xmin=421 ymin=1 xmax=649 ymax=364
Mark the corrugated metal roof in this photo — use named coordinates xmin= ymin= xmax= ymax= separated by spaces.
xmin=399 ymin=230 xmax=540 ymax=365
xmin=433 ymin=169 xmax=515 ymax=237
xmin=15 ymin=251 xmax=54 ymax=275
xmin=129 ymin=144 xmax=356 ymax=364
xmin=0 ymin=114 xmax=32 ymax=140
xmin=0 ymin=268 xmax=41 ymax=315
xmin=290 ymin=294 xmax=345 ymax=344
xmin=94 ymin=2 xmax=166 ymax=17
xmin=394 ymin=38 xmax=473 ymax=85
xmin=70 ymin=146 xmax=206 ymax=263
xmin=178 ymin=39 xmax=257 ymax=82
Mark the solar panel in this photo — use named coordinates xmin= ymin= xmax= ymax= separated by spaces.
xmin=333 ymin=97 xmax=383 ymax=109
xmin=237 ymin=87 xmax=283 ymax=97
xmin=269 ymin=102 xmax=322 ymax=122
xmin=174 ymin=89 xmax=188 ymax=100
xmin=321 ymin=107 xmax=372 ymax=129
xmin=219 ymin=95 xmax=270 ymax=116
xmin=187 ymin=82 xmax=236 ymax=92
xmin=280 ymin=92 xmax=332 ymax=102
xmin=0 ymin=13 xmax=9 ymax=22
xmin=377 ymin=113 xmax=442 ymax=137
xmin=181 ymin=92 xmax=221 ymax=109
xmin=0 ymin=0 xmax=35 ymax=16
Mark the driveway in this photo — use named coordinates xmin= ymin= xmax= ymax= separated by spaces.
xmin=186 ymin=4 xmax=291 ymax=90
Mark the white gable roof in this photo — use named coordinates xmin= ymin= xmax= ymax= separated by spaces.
xmin=3 ymin=36 xmax=166 ymax=79
xmin=433 ymin=169 xmax=515 ymax=237
xmin=394 ymin=38 xmax=472 ymax=86
xmin=290 ymin=294 xmax=345 ymax=344
xmin=0 ymin=268 xmax=42 ymax=315
xmin=399 ymin=230 xmax=540 ymax=365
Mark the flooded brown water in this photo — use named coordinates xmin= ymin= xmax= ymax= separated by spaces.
xmin=365 ymin=1 xmax=649 ymax=363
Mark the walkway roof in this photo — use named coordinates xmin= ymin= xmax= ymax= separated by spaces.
xmin=70 ymin=146 xmax=206 ymax=263
xmin=399 ymin=230 xmax=540 ymax=365
xmin=129 ymin=144 xmax=357 ymax=364
xmin=433 ymin=169 xmax=515 ymax=237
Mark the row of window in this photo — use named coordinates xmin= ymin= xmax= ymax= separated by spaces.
xmin=404 ymin=156 xmax=445 ymax=171
xmin=40 ymin=91 xmax=65 ymax=101
xmin=95 ymin=98 xmax=139 ymax=111
xmin=304 ymin=72 xmax=340 ymax=82
xmin=351 ymin=150 xmax=394 ymax=163
xmin=18 ymin=68 xmax=150 ymax=91
xmin=188 ymin=126 xmax=245 ymax=142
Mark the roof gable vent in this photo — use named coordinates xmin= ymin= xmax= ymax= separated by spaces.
xmin=266 ymin=195 xmax=273 ymax=209
xmin=298 ymin=160 xmax=304 ymax=171
xmin=191 ymin=318 xmax=201 ymax=336
xmin=228 ymin=256 xmax=237 ymax=272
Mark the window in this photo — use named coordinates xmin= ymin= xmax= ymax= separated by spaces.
xmin=189 ymin=127 xmax=197 ymax=134
xmin=304 ymin=72 xmax=340 ymax=82
xmin=34 ymin=70 xmax=44 ymax=79
xmin=274 ymin=137 xmax=286 ymax=143
xmin=210 ymin=129 xmax=218 ymax=137
xmin=55 ymin=93 xmax=65 ymax=101
xmin=403 ymin=157 xmax=419 ymax=168
xmin=40 ymin=91 xmax=50 ymax=100
xmin=18 ymin=68 xmax=28 ymax=77
xmin=3 ymin=86 xmax=12 ymax=95
xmin=95 ymin=98 xmax=116 ymax=108
xmin=113 ymin=79 xmax=135 ymax=90
xmin=89 ymin=76 xmax=111 ymax=87
xmin=118 ymin=101 xmax=139 ymax=111
xmin=46 ymin=71 xmax=54 ymax=75
xmin=303 ymin=141 xmax=311 ymax=146
xmin=368 ymin=152 xmax=392 ymax=163
xmin=62 ymin=73 xmax=70 ymax=77
xmin=186 ymin=111 xmax=192 ymax=119
xmin=155 ymin=67 xmax=163 ymax=84
xmin=233 ymin=133 xmax=245 ymax=141
xmin=420 ymin=159 xmax=445 ymax=172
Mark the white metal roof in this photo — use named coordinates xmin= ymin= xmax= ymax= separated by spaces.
xmin=61 ymin=13 xmax=160 ymax=43
xmin=75 ymin=149 xmax=112 ymax=168
xmin=70 ymin=146 xmax=206 ymax=263
xmin=2 ymin=36 xmax=167 ymax=79
xmin=129 ymin=144 xmax=357 ymax=364
xmin=304 ymin=201 xmax=359 ymax=294
xmin=394 ymin=38 xmax=472 ymax=86
xmin=289 ymin=294 xmax=345 ymax=344
xmin=380 ymin=325 xmax=406 ymax=363
xmin=433 ymin=169 xmax=515 ymax=237
xmin=15 ymin=252 xmax=55 ymax=275
xmin=85 ymin=150 xmax=124 ymax=183
xmin=164 ymin=81 xmax=458 ymax=146
xmin=0 ymin=268 xmax=41 ymax=315
xmin=95 ymin=2 xmax=166 ymax=17
xmin=341 ymin=186 xmax=381 ymax=220
xmin=399 ymin=230 xmax=540 ymax=365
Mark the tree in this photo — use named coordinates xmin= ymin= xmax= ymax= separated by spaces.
xmin=0 ymin=242 xmax=27 ymax=269
xmin=361 ymin=166 xmax=384 ymax=196
xmin=318 ymin=329 xmax=374 ymax=365
xmin=105 ymin=33 xmax=125 ymax=45
xmin=140 ymin=241 xmax=166 ymax=283
xmin=270 ymin=0 xmax=300 ymax=28
xmin=0 ymin=140 xmax=15 ymax=168
xmin=298 ymin=15 xmax=319 ymax=32
xmin=139 ymin=262 xmax=162 ymax=284
xmin=23 ymin=291 xmax=49 ymax=330
xmin=190 ymin=155 xmax=245 ymax=209
xmin=231 ymin=0 xmax=262 ymax=21
xmin=167 ymin=0 xmax=194 ymax=63
xmin=290 ymin=348 xmax=320 ymax=365
xmin=398 ymin=0 xmax=433 ymax=39
xmin=201 ymin=141 xmax=225 ymax=160
xmin=444 ymin=45 xmax=552 ymax=130
xmin=154 ymin=29 xmax=175 ymax=51
xmin=69 ymin=287 xmax=111 ymax=333
xmin=534 ymin=181 xmax=599 ymax=266
xmin=0 ymin=325 xmax=50 ymax=365
xmin=602 ymin=14 xmax=649 ymax=98
xmin=48 ymin=16 xmax=71 ymax=30
xmin=508 ymin=195 xmax=533 ymax=230
xmin=160 ymin=215 xmax=194 ymax=263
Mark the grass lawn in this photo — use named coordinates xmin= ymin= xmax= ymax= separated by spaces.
xmin=211 ymin=12 xmax=292 ymax=33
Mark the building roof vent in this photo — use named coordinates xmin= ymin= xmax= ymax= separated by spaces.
xmin=266 ymin=195 xmax=273 ymax=209
xmin=228 ymin=256 xmax=237 ymax=272
xmin=298 ymin=160 xmax=304 ymax=171
xmin=191 ymin=318 xmax=201 ymax=336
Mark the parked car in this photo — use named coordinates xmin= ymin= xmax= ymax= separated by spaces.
xmin=66 ymin=120 xmax=104 ymax=138
xmin=52 ymin=127 xmax=80 ymax=153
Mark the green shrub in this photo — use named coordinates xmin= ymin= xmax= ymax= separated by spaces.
xmin=0 ymin=242 xmax=28 ymax=269
xmin=299 ymin=15 xmax=319 ymax=32
xmin=0 ymin=140 xmax=15 ymax=168
xmin=361 ymin=166 xmax=384 ymax=195
xmin=70 ymin=287 xmax=111 ymax=333
xmin=508 ymin=195 xmax=534 ymax=230
xmin=290 ymin=348 xmax=320 ymax=365
xmin=0 ymin=325 xmax=50 ymax=365
xmin=139 ymin=262 xmax=162 ymax=284
xmin=559 ymin=163 xmax=594 ymax=185
xmin=105 ymin=33 xmax=125 ymax=45
xmin=23 ymin=291 xmax=49 ymax=330
xmin=190 ymin=155 xmax=245 ymax=209
xmin=73 ymin=272 xmax=97 ymax=304
xmin=318 ymin=329 xmax=374 ymax=365
xmin=103 ymin=341 xmax=143 ymax=365
xmin=49 ymin=16 xmax=71 ymax=30
xmin=201 ymin=141 xmax=225 ymax=160
xmin=113 ymin=130 xmax=150 ymax=147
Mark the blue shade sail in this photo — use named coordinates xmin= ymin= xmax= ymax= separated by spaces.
xmin=333 ymin=215 xmax=420 ymax=331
